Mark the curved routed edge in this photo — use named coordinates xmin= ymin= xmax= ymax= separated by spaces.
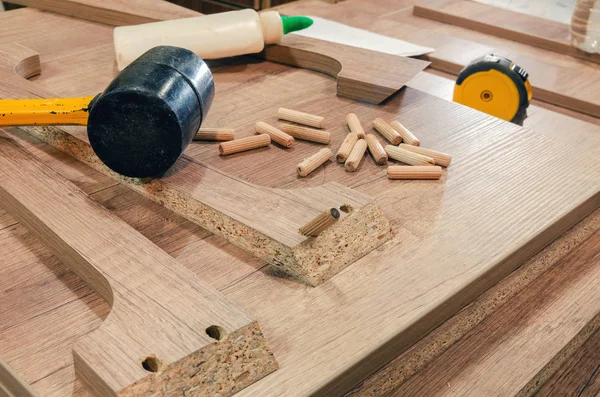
xmin=0 ymin=43 xmax=41 ymax=79
xmin=262 ymin=34 xmax=429 ymax=104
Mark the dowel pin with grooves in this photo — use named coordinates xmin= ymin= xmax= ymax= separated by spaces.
xmin=336 ymin=133 xmax=359 ymax=163
xmin=280 ymin=124 xmax=331 ymax=144
xmin=385 ymin=145 xmax=435 ymax=166
xmin=347 ymin=113 xmax=366 ymax=139
xmin=219 ymin=134 xmax=270 ymax=155
xmin=365 ymin=134 xmax=388 ymax=165
xmin=373 ymin=118 xmax=402 ymax=145
xmin=277 ymin=108 xmax=324 ymax=128
xmin=297 ymin=148 xmax=333 ymax=177
xmin=387 ymin=166 xmax=442 ymax=180
xmin=255 ymin=121 xmax=294 ymax=148
xmin=194 ymin=128 xmax=235 ymax=141
xmin=345 ymin=139 xmax=367 ymax=172
xmin=398 ymin=144 xmax=453 ymax=167
xmin=299 ymin=208 xmax=340 ymax=237
xmin=390 ymin=121 xmax=420 ymax=146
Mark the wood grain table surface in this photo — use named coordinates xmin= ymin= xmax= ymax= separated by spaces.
xmin=0 ymin=1 xmax=599 ymax=396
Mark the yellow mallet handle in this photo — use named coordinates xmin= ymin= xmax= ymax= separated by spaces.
xmin=0 ymin=96 xmax=96 ymax=126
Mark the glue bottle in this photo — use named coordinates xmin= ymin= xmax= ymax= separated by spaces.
xmin=113 ymin=10 xmax=313 ymax=70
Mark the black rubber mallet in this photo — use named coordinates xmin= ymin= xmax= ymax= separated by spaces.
xmin=0 ymin=45 xmax=214 ymax=178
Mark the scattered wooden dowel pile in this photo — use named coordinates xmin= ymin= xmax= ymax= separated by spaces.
xmin=197 ymin=107 xmax=452 ymax=180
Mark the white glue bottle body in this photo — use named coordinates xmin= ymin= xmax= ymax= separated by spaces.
xmin=114 ymin=10 xmax=287 ymax=70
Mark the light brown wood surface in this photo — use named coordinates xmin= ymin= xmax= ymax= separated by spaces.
xmin=9 ymin=0 xmax=429 ymax=105
xmin=281 ymin=1 xmax=600 ymax=118
xmin=0 ymin=133 xmax=277 ymax=396
xmin=537 ymin=323 xmax=600 ymax=397
xmin=413 ymin=0 xmax=600 ymax=65
xmin=1 ymin=5 xmax=600 ymax=397
xmin=0 ymin=41 xmax=393 ymax=287
xmin=262 ymin=35 xmax=429 ymax=104
xmin=0 ymin=359 xmax=39 ymax=397
xmin=391 ymin=227 xmax=600 ymax=397
xmin=345 ymin=69 xmax=600 ymax=397
xmin=5 ymin=0 xmax=199 ymax=25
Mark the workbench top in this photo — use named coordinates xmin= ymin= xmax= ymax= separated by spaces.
xmin=1 ymin=2 xmax=599 ymax=397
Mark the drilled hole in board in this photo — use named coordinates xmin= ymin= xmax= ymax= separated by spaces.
xmin=141 ymin=355 xmax=162 ymax=372
xmin=206 ymin=325 xmax=228 ymax=341
xmin=339 ymin=204 xmax=354 ymax=213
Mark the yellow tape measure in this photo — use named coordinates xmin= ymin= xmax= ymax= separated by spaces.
xmin=453 ymin=55 xmax=532 ymax=125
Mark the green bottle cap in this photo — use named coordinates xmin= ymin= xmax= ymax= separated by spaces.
xmin=281 ymin=15 xmax=314 ymax=34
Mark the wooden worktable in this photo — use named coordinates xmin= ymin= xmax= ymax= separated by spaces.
xmin=1 ymin=1 xmax=599 ymax=396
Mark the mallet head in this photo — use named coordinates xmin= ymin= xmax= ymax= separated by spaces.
xmin=87 ymin=46 xmax=214 ymax=178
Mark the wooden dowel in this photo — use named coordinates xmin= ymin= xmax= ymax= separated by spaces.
xmin=193 ymin=128 xmax=235 ymax=141
xmin=398 ymin=144 xmax=452 ymax=167
xmin=299 ymin=208 xmax=340 ymax=237
xmin=365 ymin=134 xmax=388 ymax=165
xmin=385 ymin=145 xmax=435 ymax=166
xmin=255 ymin=121 xmax=294 ymax=148
xmin=347 ymin=113 xmax=366 ymax=139
xmin=387 ymin=165 xmax=442 ymax=180
xmin=297 ymin=148 xmax=333 ymax=177
xmin=280 ymin=123 xmax=330 ymax=144
xmin=345 ymin=139 xmax=367 ymax=172
xmin=390 ymin=120 xmax=420 ymax=146
xmin=373 ymin=118 xmax=402 ymax=145
xmin=277 ymin=108 xmax=324 ymax=128
xmin=336 ymin=133 xmax=359 ymax=163
xmin=219 ymin=134 xmax=270 ymax=155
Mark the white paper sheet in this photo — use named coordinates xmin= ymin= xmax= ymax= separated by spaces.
xmin=290 ymin=16 xmax=435 ymax=57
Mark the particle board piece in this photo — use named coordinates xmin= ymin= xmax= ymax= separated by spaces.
xmin=0 ymin=135 xmax=277 ymax=396
xmin=5 ymin=0 xmax=199 ymax=25
xmin=0 ymin=43 xmax=392 ymax=286
xmin=413 ymin=0 xmax=600 ymax=65
xmin=0 ymin=359 xmax=40 ymax=397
